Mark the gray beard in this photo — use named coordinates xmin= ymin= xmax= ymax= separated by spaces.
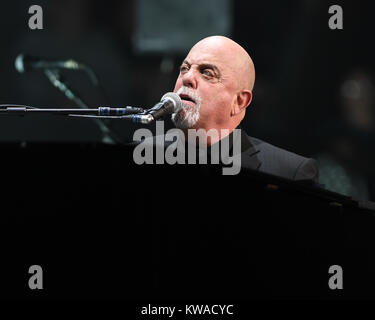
xmin=171 ymin=102 xmax=200 ymax=129
xmin=171 ymin=87 xmax=201 ymax=129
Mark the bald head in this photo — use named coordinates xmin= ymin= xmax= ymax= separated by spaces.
xmin=190 ymin=36 xmax=255 ymax=91
xmin=173 ymin=36 xmax=255 ymax=139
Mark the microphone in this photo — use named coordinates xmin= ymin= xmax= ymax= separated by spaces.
xmin=129 ymin=92 xmax=182 ymax=124
xmin=15 ymin=53 xmax=85 ymax=73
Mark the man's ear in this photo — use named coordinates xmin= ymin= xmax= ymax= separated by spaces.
xmin=231 ymin=90 xmax=252 ymax=116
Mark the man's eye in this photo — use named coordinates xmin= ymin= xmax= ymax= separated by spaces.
xmin=180 ymin=66 xmax=189 ymax=73
xmin=202 ymin=69 xmax=214 ymax=77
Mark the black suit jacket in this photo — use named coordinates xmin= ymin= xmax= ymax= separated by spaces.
xmin=237 ymin=130 xmax=319 ymax=182
xmin=131 ymin=128 xmax=319 ymax=182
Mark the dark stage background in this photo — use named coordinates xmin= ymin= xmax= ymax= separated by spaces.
xmin=0 ymin=0 xmax=375 ymax=304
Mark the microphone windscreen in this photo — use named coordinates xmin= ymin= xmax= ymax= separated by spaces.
xmin=161 ymin=92 xmax=182 ymax=112
xmin=14 ymin=54 xmax=41 ymax=73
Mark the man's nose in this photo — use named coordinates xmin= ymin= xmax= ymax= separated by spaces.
xmin=181 ymin=69 xmax=197 ymax=89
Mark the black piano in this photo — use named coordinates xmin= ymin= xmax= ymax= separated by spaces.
xmin=1 ymin=142 xmax=374 ymax=300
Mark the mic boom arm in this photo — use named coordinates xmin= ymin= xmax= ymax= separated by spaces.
xmin=0 ymin=105 xmax=145 ymax=116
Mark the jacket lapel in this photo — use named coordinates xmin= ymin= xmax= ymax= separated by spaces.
xmin=236 ymin=129 xmax=262 ymax=171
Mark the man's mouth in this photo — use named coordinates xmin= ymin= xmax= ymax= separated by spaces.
xmin=179 ymin=94 xmax=196 ymax=105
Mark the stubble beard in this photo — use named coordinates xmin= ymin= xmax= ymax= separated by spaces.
xmin=171 ymin=86 xmax=201 ymax=129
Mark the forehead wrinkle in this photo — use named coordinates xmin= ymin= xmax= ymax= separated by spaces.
xmin=191 ymin=36 xmax=255 ymax=91
xmin=183 ymin=59 xmax=219 ymax=71
xmin=183 ymin=46 xmax=241 ymax=89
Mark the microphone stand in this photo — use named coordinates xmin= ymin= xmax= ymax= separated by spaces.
xmin=0 ymin=106 xmax=144 ymax=116
xmin=43 ymin=68 xmax=123 ymax=144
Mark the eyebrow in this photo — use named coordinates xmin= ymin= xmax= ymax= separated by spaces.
xmin=182 ymin=60 xmax=221 ymax=77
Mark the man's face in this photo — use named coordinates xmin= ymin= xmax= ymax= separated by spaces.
xmin=172 ymin=41 xmax=238 ymax=130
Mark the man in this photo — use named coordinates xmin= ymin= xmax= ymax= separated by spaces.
xmin=137 ymin=36 xmax=318 ymax=181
